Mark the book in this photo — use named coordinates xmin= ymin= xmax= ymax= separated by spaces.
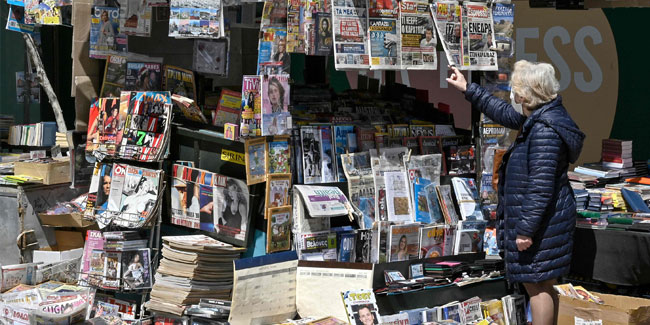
xmin=163 ymin=65 xmax=196 ymax=100
xmin=387 ymin=223 xmax=420 ymax=262
xmin=212 ymin=89 xmax=242 ymax=127
xmin=244 ymin=137 xmax=267 ymax=185
xmin=313 ymin=12 xmax=333 ymax=56
xmin=240 ymin=75 xmax=262 ymax=137
xmin=261 ymin=74 xmax=291 ymax=136
xmin=341 ymin=289 xmax=381 ymax=325
xmin=267 ymin=136 xmax=291 ymax=174
xmin=419 ymin=225 xmax=445 ymax=259
xmin=265 ymin=173 xmax=292 ymax=213
xmin=121 ymin=249 xmax=152 ymax=290
xmin=125 ymin=62 xmax=162 ymax=91
xmin=267 ymin=206 xmax=292 ymax=253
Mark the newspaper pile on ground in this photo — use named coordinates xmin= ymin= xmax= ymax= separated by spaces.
xmin=145 ymin=235 xmax=245 ymax=316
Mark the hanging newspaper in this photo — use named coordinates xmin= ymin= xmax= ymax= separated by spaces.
xmin=169 ymin=0 xmax=224 ymax=39
xmin=460 ymin=2 xmax=497 ymax=70
xmin=286 ymin=0 xmax=305 ymax=53
xmin=399 ymin=0 xmax=436 ymax=70
xmin=293 ymin=185 xmax=352 ymax=218
xmin=368 ymin=0 xmax=399 ymax=70
xmin=118 ymin=0 xmax=152 ymax=37
xmin=341 ymin=152 xmax=375 ymax=229
xmin=332 ymin=1 xmax=370 ymax=70
xmin=431 ymin=1 xmax=462 ymax=67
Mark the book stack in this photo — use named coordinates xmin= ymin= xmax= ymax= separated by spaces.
xmin=103 ymin=231 xmax=147 ymax=251
xmin=145 ymin=235 xmax=245 ymax=316
xmin=423 ymin=261 xmax=467 ymax=279
xmin=574 ymin=189 xmax=589 ymax=210
xmin=501 ymin=294 xmax=527 ymax=325
xmin=55 ymin=132 xmax=69 ymax=148
xmin=633 ymin=161 xmax=649 ymax=177
xmin=185 ymin=298 xmax=231 ymax=322
xmin=574 ymin=163 xmax=620 ymax=179
xmin=602 ymin=139 xmax=633 ymax=169
xmin=7 ymin=122 xmax=57 ymax=147
xmin=0 ymin=115 xmax=14 ymax=140
xmin=586 ymin=191 xmax=603 ymax=212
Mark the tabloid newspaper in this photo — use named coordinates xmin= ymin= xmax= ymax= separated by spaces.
xmin=257 ymin=27 xmax=291 ymax=75
xmin=332 ymin=0 xmax=370 ymax=70
xmin=286 ymin=0 xmax=305 ymax=53
xmin=168 ymin=0 xmax=224 ymax=39
xmin=341 ymin=152 xmax=375 ymax=229
xmin=460 ymin=2 xmax=497 ymax=71
xmin=240 ymin=75 xmax=262 ymax=137
xmin=404 ymin=153 xmax=442 ymax=186
xmin=399 ymin=0 xmax=436 ymax=70
xmin=370 ymin=148 xmax=407 ymax=222
xmin=118 ymin=0 xmax=152 ymax=37
xmin=261 ymin=74 xmax=291 ymax=136
xmin=100 ymin=55 xmax=127 ymax=97
xmin=341 ymin=289 xmax=381 ymax=324
xmin=294 ymin=185 xmax=351 ymax=218
xmin=384 ymin=171 xmax=413 ymax=223
xmin=431 ymin=1 xmax=462 ymax=67
xmin=90 ymin=7 xmax=127 ymax=59
xmin=368 ymin=0 xmax=399 ymax=70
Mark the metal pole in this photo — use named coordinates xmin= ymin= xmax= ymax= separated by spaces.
xmin=22 ymin=33 xmax=67 ymax=133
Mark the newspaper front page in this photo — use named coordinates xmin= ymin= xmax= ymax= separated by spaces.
xmin=341 ymin=152 xmax=376 ymax=229
xmin=332 ymin=0 xmax=370 ymax=70
xmin=399 ymin=0 xmax=436 ymax=70
xmin=294 ymin=185 xmax=352 ymax=218
xmin=431 ymin=1 xmax=462 ymax=67
xmin=368 ymin=0 xmax=399 ymax=69
xmin=460 ymin=2 xmax=497 ymax=70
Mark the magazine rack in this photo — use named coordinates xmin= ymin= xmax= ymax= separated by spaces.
xmin=372 ymin=253 xmax=510 ymax=315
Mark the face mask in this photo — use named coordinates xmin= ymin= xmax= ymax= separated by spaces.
xmin=510 ymin=91 xmax=524 ymax=115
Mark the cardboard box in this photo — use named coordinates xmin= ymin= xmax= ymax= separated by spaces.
xmin=14 ymin=159 xmax=70 ymax=185
xmin=559 ymin=292 xmax=650 ymax=324
xmin=33 ymin=248 xmax=83 ymax=264
xmin=38 ymin=213 xmax=94 ymax=228
xmin=53 ymin=230 xmax=85 ymax=251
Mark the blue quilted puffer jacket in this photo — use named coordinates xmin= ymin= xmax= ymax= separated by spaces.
xmin=465 ymin=83 xmax=585 ymax=283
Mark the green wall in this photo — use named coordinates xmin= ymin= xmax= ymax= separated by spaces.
xmin=0 ymin=2 xmax=40 ymax=124
xmin=604 ymin=8 xmax=650 ymax=161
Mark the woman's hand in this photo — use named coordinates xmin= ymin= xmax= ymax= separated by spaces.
xmin=516 ymin=235 xmax=533 ymax=251
xmin=446 ymin=66 xmax=467 ymax=92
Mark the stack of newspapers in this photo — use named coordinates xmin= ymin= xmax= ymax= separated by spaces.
xmin=145 ymin=235 xmax=245 ymax=316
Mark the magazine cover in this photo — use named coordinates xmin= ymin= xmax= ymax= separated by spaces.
xmin=431 ymin=1 xmax=462 ymax=67
xmin=436 ymin=184 xmax=459 ymax=225
xmin=80 ymin=230 xmax=103 ymax=286
xmin=418 ymin=136 xmax=443 ymax=156
xmin=119 ymin=0 xmax=152 ymax=37
xmin=286 ymin=0 xmax=305 ymax=53
xmin=451 ymin=177 xmax=484 ymax=221
xmin=314 ymin=12 xmax=333 ymax=56
xmin=265 ymin=173 xmax=291 ymax=211
xmin=261 ymin=0 xmax=287 ymax=27
xmin=267 ymin=206 xmax=292 ymax=253
xmin=419 ymin=225 xmax=444 ymax=258
xmin=443 ymin=225 xmax=456 ymax=256
xmin=88 ymin=249 xmax=105 ymax=287
xmin=102 ymin=252 xmax=121 ymax=290
xmin=106 ymin=163 xmax=127 ymax=222
xmin=384 ymin=171 xmax=412 ymax=223
xmin=413 ymin=177 xmax=431 ymax=223
xmin=84 ymin=164 xmax=100 ymax=219
xmin=333 ymin=125 xmax=355 ymax=181
xmin=402 ymin=137 xmax=419 ymax=155
xmin=240 ymin=75 xmax=262 ymax=137
xmin=300 ymin=126 xmax=323 ymax=184
xmin=169 ymin=0 xmax=223 ymax=39
xmin=212 ymin=89 xmax=242 ymax=127
xmin=399 ymin=0 xmax=436 ymax=69
xmin=119 ymin=91 xmax=172 ymax=162
xmin=120 ymin=249 xmax=151 ymax=290
xmin=124 ymin=62 xmax=162 ymax=91
xmin=197 ymin=172 xmax=215 ymax=232
xmin=86 ymin=100 xmax=102 ymax=153
xmin=193 ymin=39 xmax=228 ymax=76
xmin=163 ymin=65 xmax=196 ymax=100
xmin=387 ymin=223 xmax=419 ymax=262
xmin=332 ymin=3 xmax=370 ymax=70
xmin=447 ymin=145 xmax=475 ymax=175
xmin=267 ymin=136 xmax=291 ymax=174
xmin=341 ymin=289 xmax=381 ymax=325
xmin=260 ymin=75 xmax=291 ymax=136
xmin=424 ymin=183 xmax=444 ymax=224
xmin=213 ymin=175 xmax=251 ymax=246
xmin=89 ymin=6 xmax=127 ymax=59
xmin=244 ymin=137 xmax=267 ymax=185
xmin=213 ymin=106 xmax=240 ymax=128
xmin=483 ymin=227 xmax=498 ymax=256
xmin=257 ymin=27 xmax=291 ymax=75
xmin=319 ymin=126 xmax=336 ymax=183
xmin=409 ymin=124 xmax=435 ymax=137
xmin=460 ymin=2 xmax=497 ymax=70
xmin=170 ymin=164 xmax=201 ymax=229
xmin=303 ymin=0 xmax=330 ymax=55
xmin=6 ymin=5 xmax=35 ymax=34
xmin=100 ymin=97 xmax=121 ymax=155
xmin=100 ymin=55 xmax=127 ymax=97
xmin=95 ymin=163 xmax=113 ymax=219
xmin=119 ymin=167 xmax=160 ymax=228
xmin=368 ymin=18 xmax=400 ymax=69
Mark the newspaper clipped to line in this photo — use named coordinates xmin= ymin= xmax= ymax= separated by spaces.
xmin=332 ymin=1 xmax=370 ymax=70
xmin=460 ymin=2 xmax=498 ymax=70
xmin=294 ymin=185 xmax=352 ymax=218
xmin=431 ymin=1 xmax=462 ymax=68
xmin=399 ymin=0 xmax=437 ymax=70
xmin=368 ymin=0 xmax=400 ymax=69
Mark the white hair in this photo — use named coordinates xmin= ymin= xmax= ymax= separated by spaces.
xmin=510 ymin=60 xmax=560 ymax=109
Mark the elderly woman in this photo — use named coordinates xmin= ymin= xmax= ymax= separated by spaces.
xmin=447 ymin=60 xmax=585 ymax=325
